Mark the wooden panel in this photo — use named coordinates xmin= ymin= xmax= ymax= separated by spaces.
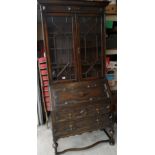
xmin=39 ymin=0 xmax=109 ymax=8
xmin=55 ymin=86 xmax=107 ymax=104
xmin=52 ymin=79 xmax=111 ymax=106
xmin=44 ymin=5 xmax=103 ymax=14
xmin=54 ymin=114 xmax=113 ymax=139
xmin=39 ymin=0 xmax=114 ymax=143
xmin=55 ymin=100 xmax=111 ymax=122
xmin=52 ymin=79 xmax=106 ymax=90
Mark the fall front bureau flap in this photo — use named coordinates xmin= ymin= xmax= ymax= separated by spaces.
xmin=51 ymin=79 xmax=112 ymax=107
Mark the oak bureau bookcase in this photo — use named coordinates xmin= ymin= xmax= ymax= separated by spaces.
xmin=38 ymin=0 xmax=115 ymax=154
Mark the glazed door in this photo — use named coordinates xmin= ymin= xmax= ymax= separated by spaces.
xmin=77 ymin=15 xmax=105 ymax=80
xmin=46 ymin=15 xmax=77 ymax=82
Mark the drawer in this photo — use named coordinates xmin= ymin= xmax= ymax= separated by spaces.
xmin=87 ymin=102 xmax=111 ymax=115
xmin=54 ymin=100 xmax=111 ymax=122
xmin=55 ymin=105 xmax=88 ymax=122
xmin=54 ymin=113 xmax=113 ymax=139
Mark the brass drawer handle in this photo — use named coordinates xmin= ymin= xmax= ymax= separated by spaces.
xmin=63 ymin=88 xmax=66 ymax=91
xmin=68 ymin=113 xmax=72 ymax=118
xmin=69 ymin=124 xmax=73 ymax=130
xmin=64 ymin=101 xmax=68 ymax=105
xmin=80 ymin=110 xmax=84 ymax=114
xmin=96 ymin=108 xmax=100 ymax=113
xmin=79 ymin=110 xmax=87 ymax=116
xmin=106 ymin=105 xmax=110 ymax=109
xmin=67 ymin=6 xmax=71 ymax=11
xmin=96 ymin=119 xmax=99 ymax=123
xmin=89 ymin=98 xmax=93 ymax=101
xmin=109 ymin=114 xmax=113 ymax=119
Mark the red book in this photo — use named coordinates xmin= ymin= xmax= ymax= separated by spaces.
xmin=43 ymin=91 xmax=49 ymax=97
xmin=38 ymin=57 xmax=46 ymax=63
xmin=43 ymin=86 xmax=48 ymax=91
xmin=44 ymin=97 xmax=50 ymax=102
xmin=40 ymin=70 xmax=48 ymax=75
xmin=39 ymin=63 xmax=47 ymax=69
xmin=42 ymin=76 xmax=48 ymax=81
xmin=46 ymin=105 xmax=51 ymax=111
xmin=43 ymin=81 xmax=49 ymax=86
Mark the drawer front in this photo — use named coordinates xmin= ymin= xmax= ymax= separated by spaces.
xmin=55 ymin=100 xmax=111 ymax=122
xmin=52 ymin=79 xmax=111 ymax=106
xmin=54 ymin=114 xmax=113 ymax=139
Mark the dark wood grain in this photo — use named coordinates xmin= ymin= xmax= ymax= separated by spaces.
xmin=38 ymin=0 xmax=114 ymax=154
xmin=38 ymin=0 xmax=109 ymax=7
xmin=54 ymin=100 xmax=111 ymax=122
xmin=54 ymin=114 xmax=113 ymax=139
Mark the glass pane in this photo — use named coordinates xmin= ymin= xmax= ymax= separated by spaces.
xmin=47 ymin=16 xmax=76 ymax=81
xmin=79 ymin=16 xmax=102 ymax=79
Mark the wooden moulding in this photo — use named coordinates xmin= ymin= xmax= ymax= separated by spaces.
xmin=38 ymin=0 xmax=110 ymax=7
xmin=105 ymin=4 xmax=117 ymax=15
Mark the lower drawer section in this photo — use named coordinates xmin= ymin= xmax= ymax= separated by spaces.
xmin=53 ymin=113 xmax=113 ymax=139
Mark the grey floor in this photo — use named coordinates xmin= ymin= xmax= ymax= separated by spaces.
xmin=37 ymin=123 xmax=117 ymax=155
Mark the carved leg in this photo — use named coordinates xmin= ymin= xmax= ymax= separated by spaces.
xmin=109 ymin=128 xmax=115 ymax=145
xmin=53 ymin=142 xmax=58 ymax=155
xmin=103 ymin=128 xmax=115 ymax=145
